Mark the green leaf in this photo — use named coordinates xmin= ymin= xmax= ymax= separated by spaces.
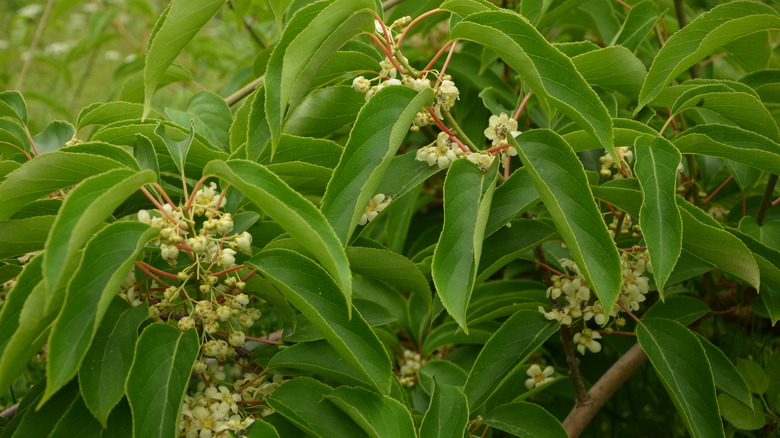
xmin=3 ymin=380 xmax=79 ymax=438
xmin=726 ymin=160 xmax=762 ymax=193
xmin=44 ymin=222 xmax=156 ymax=405
xmin=258 ymin=134 xmax=343 ymax=169
xmin=484 ymin=168 xmax=539 ymax=237
xmin=422 ymin=321 xmax=499 ymax=357
xmin=634 ymin=137 xmax=682 ymax=293
xmin=204 ymin=159 xmax=351 ymax=304
xmin=611 ymin=0 xmax=661 ymax=53
xmin=266 ymin=377 xmax=366 ymax=438
xmin=143 ymin=0 xmax=226 ymax=118
xmin=321 ymin=86 xmax=432 ymax=243
xmin=0 ymin=151 xmax=126 ymax=220
xmin=325 ymin=386 xmax=416 ymax=438
xmin=246 ymin=420 xmax=281 ymax=438
xmin=63 ymin=142 xmax=141 ymax=171
xmin=126 ymin=324 xmax=199 ymax=438
xmin=166 ymin=90 xmax=232 ymax=151
xmin=0 ymin=119 xmax=30 ymax=156
xmin=155 ymin=122 xmax=194 ymax=175
xmin=463 ymin=309 xmax=559 ymax=411
xmin=80 ymin=299 xmax=150 ymax=426
xmin=346 ymin=246 xmax=431 ymax=310
xmin=673 ymin=124 xmax=780 ymax=175
xmin=42 ymin=168 xmax=156 ymax=300
xmin=637 ymin=1 xmax=780 ymax=110
xmin=440 ymin=0 xmax=498 ymax=17
xmin=77 ymin=102 xmax=164 ymax=130
xmin=0 ymin=90 xmax=28 ymax=124
xmin=679 ymin=205 xmax=760 ymax=289
xmin=49 ymin=395 xmax=104 ymax=438
xmin=248 ymin=249 xmax=392 ymax=394
xmin=0 ymin=255 xmax=42 ymax=360
xmin=696 ymin=335 xmax=753 ymax=411
xmin=451 ymin=10 xmax=614 ymax=156
xmin=563 ymin=117 xmax=657 ymax=153
xmin=637 ymin=318 xmax=724 ymax=438
xmin=718 ymin=394 xmax=766 ymax=431
xmin=572 ymin=46 xmax=647 ymax=99
xmin=0 ymin=215 xmax=55 ymax=258
xmin=33 ymin=121 xmax=75 ymax=154
xmin=483 ymin=402 xmax=569 ymax=438
xmin=511 ymin=131 xmax=622 ymax=313
xmin=736 ymin=358 xmax=770 ymax=395
xmin=310 ymin=51 xmax=382 ymax=90
xmin=418 ymin=360 xmax=468 ymax=394
xmin=133 ymin=134 xmax=160 ymax=181
xmin=477 ymin=219 xmax=558 ymax=283
xmin=269 ymin=0 xmax=293 ymax=31
xmin=419 ymin=380 xmax=469 ymax=438
xmin=643 ymin=295 xmax=709 ymax=326
xmin=264 ymin=0 xmax=376 ymax=152
xmin=432 ymin=159 xmax=498 ymax=331
xmin=268 ymin=340 xmax=372 ymax=388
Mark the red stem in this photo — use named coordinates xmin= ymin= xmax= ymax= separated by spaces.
xmin=213 ymin=265 xmax=246 ymax=277
xmin=426 ymin=107 xmax=470 ymax=153
xmin=703 ymin=176 xmax=733 ymax=204
xmin=621 ymin=246 xmax=647 ymax=252
xmin=234 ymin=368 xmax=268 ymax=394
xmin=532 ymin=259 xmax=566 ymax=277
xmin=504 ymin=154 xmax=510 ymax=180
xmin=596 ymin=330 xmax=636 ymax=336
xmin=773 ymin=196 xmax=780 ymax=207
xmin=742 ymin=194 xmax=747 ymax=216
xmin=661 ymin=18 xmax=668 ymax=41
xmin=369 ymin=10 xmax=395 ymax=59
xmin=135 ymin=261 xmax=179 ymax=279
xmin=488 ymin=143 xmax=511 ymax=155
xmin=422 ymin=40 xmax=455 ymax=74
xmin=245 ymin=335 xmax=284 ymax=345
xmin=513 ymin=92 xmax=534 ymax=121
xmin=153 ymin=183 xmax=177 ymax=209
xmin=434 ymin=41 xmax=457 ymax=89
xmin=134 ymin=262 xmax=171 ymax=287
xmin=398 ymin=9 xmax=443 ymax=48
xmin=185 ymin=176 xmax=209 ymax=211
xmin=617 ymin=301 xmax=641 ymax=323
xmin=603 ymin=202 xmax=619 ymax=217
xmin=613 ymin=0 xmax=632 ymax=9
xmin=711 ymin=305 xmax=740 ymax=315
xmin=369 ymin=34 xmax=405 ymax=75
xmin=140 ymin=186 xmax=184 ymax=228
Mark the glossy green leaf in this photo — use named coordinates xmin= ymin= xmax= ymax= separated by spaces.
xmin=375 ymin=150 xmax=442 ymax=200
xmin=283 ymin=86 xmax=366 ymax=139
xmin=0 ymin=152 xmax=126 ymax=220
xmin=611 ymin=0 xmax=661 ymax=53
xmin=674 ymin=124 xmax=780 ymax=175
xmin=126 ymin=324 xmax=199 ymax=438
xmin=643 ymin=295 xmax=709 ymax=326
xmin=248 ymin=249 xmax=392 ymax=394
xmin=637 ymin=318 xmax=724 ymax=438
xmin=484 ymin=168 xmax=539 ymax=237
xmin=44 ymin=222 xmax=156 ymax=404
xmin=133 ymin=134 xmax=160 ymax=181
xmin=246 ymin=420 xmax=281 ymax=438
xmin=0 ymin=255 xmax=42 ymax=360
xmin=269 ymin=0 xmax=293 ymax=31
xmin=696 ymin=335 xmax=753 ymax=410
xmin=4 ymin=380 xmax=79 ymax=438
xmin=62 ymin=142 xmax=140 ymax=171
xmin=49 ymin=395 xmax=104 ymax=438
xmin=266 ymin=377 xmax=366 ymax=438
xmin=166 ymin=90 xmax=232 ymax=151
xmin=563 ymin=117 xmax=657 ymax=152
xmin=0 ymin=215 xmax=55 ymax=258
xmin=204 ymin=159 xmax=351 ymax=303
xmin=80 ymin=299 xmax=150 ymax=426
xmin=740 ymin=69 xmax=780 ymax=104
xmin=737 ymin=358 xmax=770 ymax=395
xmin=346 ymin=246 xmax=431 ymax=309
xmin=0 ymin=119 xmax=30 ymax=156
xmin=0 ymin=90 xmax=28 ymax=124
xmin=42 ymin=168 xmax=156 ymax=300
xmin=418 ymin=360 xmax=468 ymax=394
xmin=679 ymin=205 xmax=760 ymax=289
xmin=419 ymin=381 xmax=469 ymax=438
xmin=321 ymin=86 xmax=432 ymax=243
xmin=432 ymin=159 xmax=498 ymax=332
xmin=33 ymin=121 xmax=75 ymax=155
xmin=477 ymin=219 xmax=558 ymax=283
xmin=266 ymin=161 xmax=332 ymax=196
xmin=310 ymin=51 xmax=380 ymax=89
xmin=463 ymin=309 xmax=559 ymax=411
xmin=422 ymin=321 xmax=499 ymax=357
xmin=264 ymin=0 xmax=376 ymax=151
xmin=634 ymin=137 xmax=682 ymax=293
xmin=77 ymin=102 xmax=164 ymax=130
xmin=512 ymin=131 xmax=622 ymax=313
xmin=258 ymin=134 xmax=343 ymax=168
xmin=155 ymin=122 xmax=194 ymax=175
xmin=143 ymin=0 xmax=225 ymax=118
xmin=440 ymin=0 xmax=497 ymax=17
xmin=268 ymin=340 xmax=372 ymax=388
xmin=484 ymin=402 xmax=568 ymax=438
xmin=638 ymin=1 xmax=780 ymax=109
xmin=451 ymin=10 xmax=614 ymax=155
xmin=572 ymin=46 xmax=646 ymax=99
xmin=325 ymin=386 xmax=416 ymax=438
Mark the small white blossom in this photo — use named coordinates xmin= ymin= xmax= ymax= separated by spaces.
xmin=573 ymin=329 xmax=602 ymax=355
xmin=484 ymin=112 xmax=518 ymax=146
xmin=352 ymin=76 xmax=370 ymax=94
xmin=359 ymin=193 xmax=392 ymax=225
xmin=524 ymin=364 xmax=555 ymax=390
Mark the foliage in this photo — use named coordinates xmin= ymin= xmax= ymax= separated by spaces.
xmin=1 ymin=0 xmax=780 ymax=437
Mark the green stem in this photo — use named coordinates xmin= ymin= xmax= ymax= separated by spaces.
xmin=442 ymin=108 xmax=478 ymax=151
xmin=686 ymin=155 xmax=699 ymax=205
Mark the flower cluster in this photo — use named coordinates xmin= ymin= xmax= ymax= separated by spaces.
xmin=608 ymin=214 xmax=642 ymax=240
xmin=359 ymin=193 xmax=392 ymax=225
xmin=524 ymin=364 xmax=555 ymax=390
xmin=599 ymin=147 xmax=633 ymax=178
xmin=398 ymin=349 xmax=423 ymax=388
xmin=538 ymin=251 xmax=652 ymax=355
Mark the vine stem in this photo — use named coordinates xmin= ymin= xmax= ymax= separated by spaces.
xmin=426 ymin=107 xmax=470 ymax=153
xmin=702 ymin=176 xmax=733 ymax=204
xmin=422 ymin=40 xmax=455 ymax=74
xmin=225 ymin=76 xmax=264 ymax=107
xmin=134 ymin=262 xmax=171 ymax=287
xmin=397 ymin=9 xmax=443 ymax=49
xmin=369 ymin=34 xmax=405 ymax=75
xmin=562 ymin=343 xmax=648 ymax=438
xmin=560 ymin=325 xmax=590 ymax=405
xmin=435 ymin=40 xmax=457 ymax=89
xmin=442 ymin=108 xmax=478 ymax=151
xmin=513 ymin=92 xmax=534 ymax=121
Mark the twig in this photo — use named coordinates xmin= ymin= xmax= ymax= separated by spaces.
xmin=560 ymin=325 xmax=590 ymax=405
xmin=0 ymin=403 xmax=19 ymax=420
xmin=228 ymin=0 xmax=266 ymax=49
xmin=16 ymin=0 xmax=56 ymax=91
xmin=756 ymin=174 xmax=778 ymax=226
xmin=224 ymin=76 xmax=264 ymax=107
xmin=562 ymin=343 xmax=648 ymax=438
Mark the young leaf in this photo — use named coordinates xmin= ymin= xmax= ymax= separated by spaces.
xmin=126 ymin=324 xmax=199 ymax=438
xmin=133 ymin=134 xmax=160 ymax=181
xmin=44 ymin=222 xmax=156 ymax=405
xmin=637 ymin=318 xmax=725 ymax=438
xmin=673 ymin=124 xmax=780 ymax=175
xmin=166 ymin=90 xmax=232 ymax=152
xmin=266 ymin=377 xmax=366 ymax=437
xmin=264 ymin=0 xmax=376 ymax=152
xmin=321 ymin=86 xmax=433 ymax=244
xmin=33 ymin=121 xmax=75 ymax=154
xmin=0 ymin=90 xmax=28 ymax=124
xmin=419 ymin=380 xmax=469 ymax=438
xmin=637 ymin=1 xmax=779 ymax=109
xmin=155 ymin=122 xmax=194 ymax=176
xmin=511 ymin=131 xmax=622 ymax=313
xmin=432 ymin=159 xmax=498 ymax=332
xmin=634 ymin=137 xmax=682 ymax=293
xmin=204 ymin=159 xmax=351 ymax=304
xmin=248 ymin=249 xmax=392 ymax=394
xmin=463 ymin=309 xmax=559 ymax=412
xmin=610 ymin=0 xmax=661 ymax=53
xmin=484 ymin=168 xmax=539 ymax=237
xmin=450 ymin=10 xmax=614 ymax=156
xmin=483 ymin=402 xmax=569 ymax=438
xmin=80 ymin=300 xmax=150 ymax=426
xmin=324 ymin=386 xmax=417 ymax=438
xmin=143 ymin=0 xmax=225 ymax=118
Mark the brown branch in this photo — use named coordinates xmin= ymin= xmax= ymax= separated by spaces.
xmin=560 ymin=325 xmax=590 ymax=405
xmin=563 ymin=343 xmax=648 ymax=437
xmin=756 ymin=174 xmax=778 ymax=226
xmin=0 ymin=403 xmax=19 ymax=420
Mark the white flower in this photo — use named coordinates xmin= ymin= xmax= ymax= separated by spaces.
xmin=217 ymin=248 xmax=236 ymax=267
xmin=187 ymin=235 xmax=208 ymax=253
xmin=436 ymin=80 xmax=459 ymax=108
xmin=383 ymin=78 xmax=402 ymax=87
xmin=466 ymin=152 xmax=494 ymax=173
xmin=352 ymin=76 xmax=370 ymax=94
xmin=573 ymin=329 xmax=602 ymax=355
xmin=137 ymin=209 xmax=151 ymax=224
xmin=234 ymin=231 xmax=252 ymax=252
xmin=484 ymin=112 xmax=518 ymax=146
xmin=216 ymin=213 xmax=233 ymax=234
xmin=178 ymin=316 xmax=195 ymax=331
xmin=160 ymin=243 xmax=179 ymax=261
xmin=104 ymin=50 xmax=120 ymax=61
xmin=524 ymin=364 xmax=555 ymax=390
xmin=378 ymin=59 xmax=397 ymax=79
xmin=359 ymin=193 xmax=392 ymax=225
